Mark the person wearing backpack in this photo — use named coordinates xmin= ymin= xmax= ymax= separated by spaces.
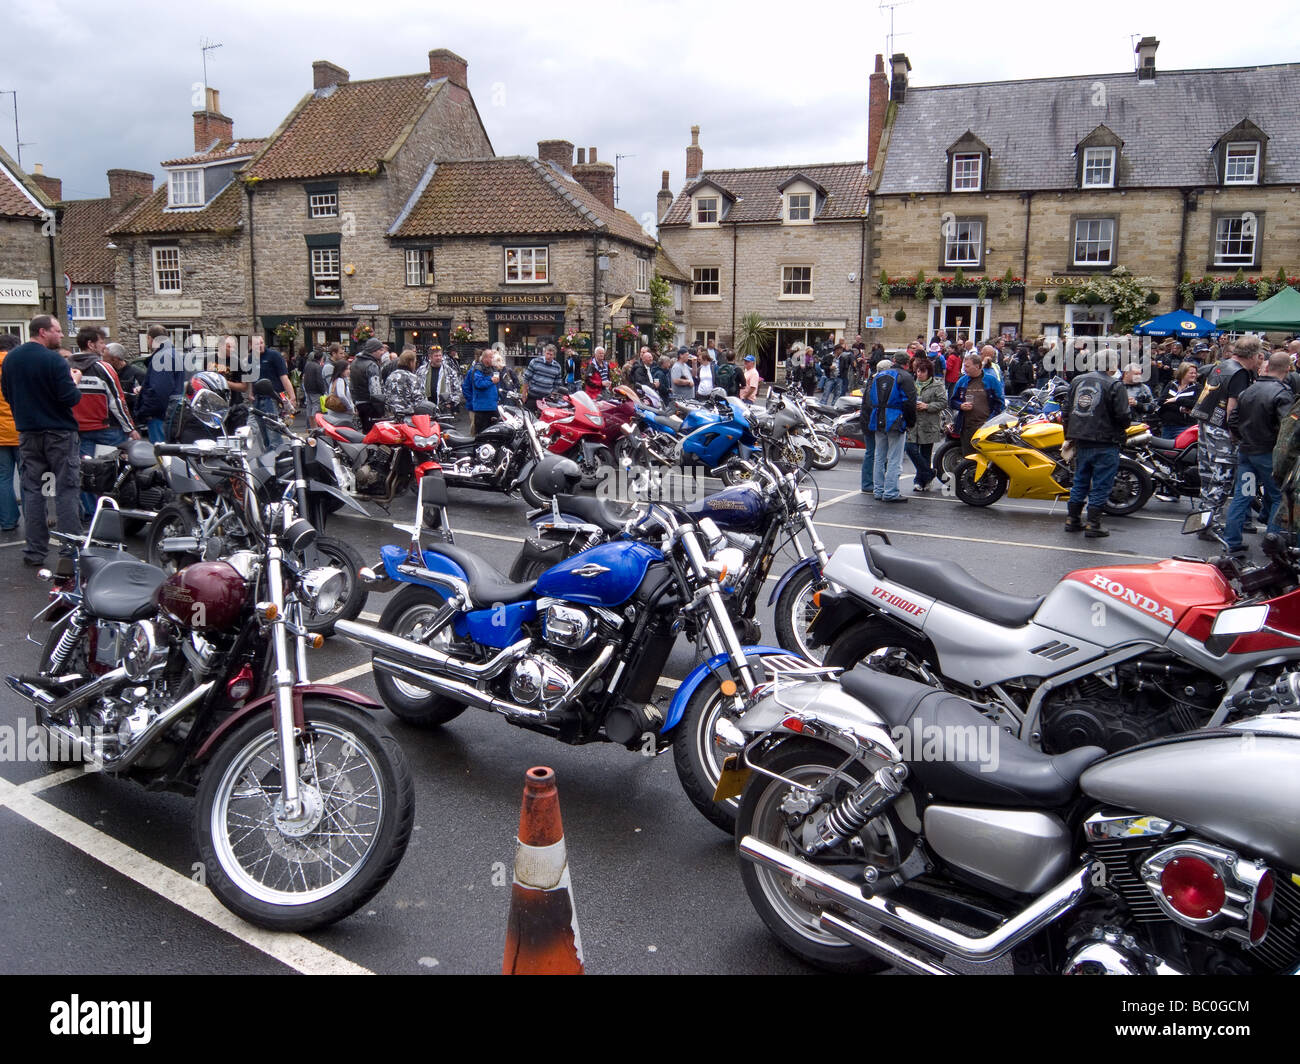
xmin=1191 ymin=335 xmax=1263 ymax=538
xmin=715 ymin=351 xmax=741 ymax=396
xmin=859 ymin=357 xmax=917 ymax=502
xmin=1061 ymin=349 xmax=1130 ymax=537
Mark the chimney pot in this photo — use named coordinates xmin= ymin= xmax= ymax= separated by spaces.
xmin=588 ymin=147 xmax=597 ymax=163
xmin=661 ymin=170 xmax=670 ymax=190
xmin=656 ymin=171 xmax=674 ymax=223
xmin=576 ymin=148 xmax=586 ymax=164
xmin=428 ymin=48 xmax=469 ymax=89
xmin=33 ymin=163 xmax=43 ymax=175
xmin=312 ymin=60 xmax=350 ymax=90
xmin=1135 ymin=35 xmax=1159 ymax=80
xmin=685 ymin=126 xmax=704 ymax=181
xmin=890 ymin=52 xmax=911 ymax=103
xmin=192 ymin=87 xmax=234 ymax=153
xmin=690 ymin=125 xmax=700 ymax=145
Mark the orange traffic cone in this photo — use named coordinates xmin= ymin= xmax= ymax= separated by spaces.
xmin=502 ymin=766 xmax=585 ymax=975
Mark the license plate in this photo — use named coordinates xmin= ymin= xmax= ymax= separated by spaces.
xmin=712 ymin=754 xmax=751 ymax=803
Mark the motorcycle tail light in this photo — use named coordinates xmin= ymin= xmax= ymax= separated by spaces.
xmin=227 ymin=664 xmax=254 ymax=702
xmin=781 ymin=715 xmax=806 ymax=733
xmin=1161 ymin=856 xmax=1226 ymax=919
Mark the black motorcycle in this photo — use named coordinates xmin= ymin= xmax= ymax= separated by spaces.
xmin=1131 ymin=426 xmax=1202 ymax=503
xmin=79 ymin=439 xmax=174 ymax=535
xmin=431 ymin=394 xmax=564 ymax=508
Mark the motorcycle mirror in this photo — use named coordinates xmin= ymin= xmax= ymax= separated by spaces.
xmin=1211 ymin=605 xmax=1269 ymax=638
xmin=1181 ymin=511 xmax=1212 ymax=535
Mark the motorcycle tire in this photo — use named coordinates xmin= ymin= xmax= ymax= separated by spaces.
xmin=145 ymin=502 xmax=202 ymax=575
xmin=765 ymin=440 xmax=813 ymax=475
xmin=299 ymin=535 xmax=366 ymax=637
xmin=823 ymin=618 xmax=941 ymax=682
xmin=1102 ymin=458 xmax=1155 ymax=518
xmin=954 ymin=460 xmax=1008 ymax=508
xmin=737 ymin=738 xmax=903 ymax=973
xmin=194 ymin=700 xmax=414 ymax=932
xmin=671 ymin=676 xmax=746 ymax=834
xmin=612 ymin=435 xmax=644 ymax=470
xmin=372 ymin=587 xmax=469 ymax=728
xmin=774 ymin=567 xmax=827 ymax=665
xmin=519 ymin=468 xmax=550 ymax=510
xmin=932 ymin=439 xmax=962 ymax=481
xmin=578 ymin=445 xmax=615 ymax=491
xmin=808 ymin=434 xmax=841 ymax=471
xmin=717 ymin=460 xmax=753 ymax=488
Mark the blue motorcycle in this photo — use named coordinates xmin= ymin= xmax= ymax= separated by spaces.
xmin=338 ymin=472 xmax=810 ymax=833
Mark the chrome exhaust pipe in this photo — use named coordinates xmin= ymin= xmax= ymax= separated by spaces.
xmin=371 ymin=644 xmax=615 ymax=724
xmin=739 ymin=835 xmax=1095 ymax=962
xmin=6 ymin=674 xmax=57 ymax=706
xmin=112 ymin=681 xmax=215 ymax=770
xmin=159 ymin=536 xmax=201 ymax=553
xmin=818 ymin=912 xmax=953 ymax=975
xmin=33 ymin=666 xmax=131 ymax=716
xmin=334 ymin=619 xmax=529 ymax=682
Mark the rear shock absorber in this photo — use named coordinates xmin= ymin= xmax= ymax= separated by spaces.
xmin=47 ymin=609 xmax=90 ymax=675
xmin=810 ymin=762 xmax=909 ymax=853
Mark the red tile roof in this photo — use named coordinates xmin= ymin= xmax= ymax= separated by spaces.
xmin=61 ymin=198 xmax=139 ymax=284
xmin=109 ymin=180 xmax=243 ymax=236
xmin=162 ymin=139 xmax=268 ymax=168
xmin=0 ymin=149 xmax=50 ymax=219
xmin=246 ymin=75 xmax=443 ymax=181
xmin=391 ymin=157 xmax=655 ymax=248
xmin=660 ymin=162 xmax=870 ymax=225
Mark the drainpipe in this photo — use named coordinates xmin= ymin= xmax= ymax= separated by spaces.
xmin=246 ymin=184 xmax=257 ymax=341
xmin=1019 ymin=191 xmax=1033 ymax=336
xmin=858 ymin=212 xmax=868 ymax=334
xmin=1174 ymin=189 xmax=1191 ymax=310
xmin=47 ymin=210 xmax=60 ymax=321
xmin=730 ymin=220 xmax=738 ymax=345
xmin=591 ymin=231 xmax=600 ymax=352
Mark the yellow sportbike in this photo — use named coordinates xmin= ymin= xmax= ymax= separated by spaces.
xmin=954 ymin=414 xmax=1155 ymax=515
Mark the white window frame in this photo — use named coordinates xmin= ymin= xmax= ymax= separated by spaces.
xmin=943 ymin=219 xmax=983 ymax=267
xmin=780 ymin=265 xmax=813 ymax=299
xmin=71 ymin=285 xmax=105 ymax=320
xmin=1081 ymin=147 xmax=1116 ymax=189
xmin=694 ymin=330 xmax=717 ymax=347
xmin=951 ymin=153 xmax=982 ymax=192
xmin=152 ymin=246 xmax=181 ymax=294
xmin=636 ymin=258 xmax=649 ymax=293
xmin=505 ymin=246 xmax=548 ymax=284
xmin=1064 ymin=303 xmax=1114 ymax=338
xmin=308 ymin=191 xmax=338 ymax=218
xmin=1213 ymin=216 xmax=1256 ymax=267
xmin=167 ymin=169 xmax=203 ymax=208
xmin=692 ymin=266 xmax=720 ymax=300
xmin=673 ymin=285 xmax=683 ymax=313
xmin=1224 ymin=142 xmax=1260 ymax=186
xmin=405 ymin=248 xmax=434 ymax=287
xmin=310 ymin=247 xmax=341 ymax=300
xmin=1193 ymin=300 xmax=1257 ymax=330
xmin=927 ymin=298 xmax=994 ymax=344
xmin=1072 ymin=218 xmax=1116 ymax=266
xmin=786 ymin=192 xmax=812 ymax=223
xmin=694 ymin=196 xmax=719 ymax=226
xmin=0 ymin=320 xmax=27 ymax=341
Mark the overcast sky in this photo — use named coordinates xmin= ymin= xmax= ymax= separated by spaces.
xmin=6 ymin=0 xmax=1299 ymax=232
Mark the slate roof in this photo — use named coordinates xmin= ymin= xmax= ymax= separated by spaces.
xmin=390 ymin=156 xmax=656 ymax=248
xmin=656 ymin=245 xmax=690 ymax=284
xmin=109 ymin=180 xmax=243 ymax=236
xmin=163 ymin=138 xmax=268 ymax=168
xmin=0 ymin=146 xmax=51 ymax=219
xmin=877 ymin=63 xmax=1300 ymax=194
xmin=62 ymin=198 xmax=139 ymax=283
xmin=659 ymin=162 xmax=870 ymax=226
xmin=246 ymin=75 xmax=445 ymax=181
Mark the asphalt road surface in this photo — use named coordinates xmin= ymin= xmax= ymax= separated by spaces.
xmin=0 ymin=445 xmax=1221 ymax=975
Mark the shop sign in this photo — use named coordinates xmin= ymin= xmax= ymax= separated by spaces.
xmin=436 ymin=292 xmax=567 ymax=307
xmin=0 ymin=278 xmax=39 ymax=303
xmin=138 ymin=298 xmax=202 ymax=317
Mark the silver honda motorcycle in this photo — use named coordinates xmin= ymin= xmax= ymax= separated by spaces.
xmin=729 ymin=657 xmax=1300 ymax=975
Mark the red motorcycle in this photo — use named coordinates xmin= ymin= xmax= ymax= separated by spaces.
xmin=536 ymin=389 xmax=617 ymax=486
xmin=312 ymin=409 xmax=442 ymax=504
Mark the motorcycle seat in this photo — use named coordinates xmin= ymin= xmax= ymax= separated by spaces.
xmin=322 ymin=412 xmax=355 ymax=427
xmin=867 ymin=543 xmax=1043 ymax=627
xmin=332 ymin=426 xmax=365 ymax=443
xmin=422 ymin=543 xmax=537 ymax=607
xmin=124 ymin=440 xmax=158 ymax=470
xmin=79 ymin=545 xmax=130 ymax=583
xmin=442 ymin=432 xmax=476 ymax=448
xmin=552 ymin=494 xmax=633 ymax=534
xmin=840 ymin=668 xmax=1107 ymax=808
xmin=83 ymin=559 xmax=166 ymax=622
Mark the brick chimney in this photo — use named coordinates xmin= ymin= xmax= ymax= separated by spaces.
xmin=576 ymin=148 xmax=586 ymax=164
xmin=428 ymin=49 xmax=468 ymax=89
xmin=30 ymin=163 xmax=61 ymax=203
xmin=573 ymin=148 xmax=615 ymax=210
xmin=657 ymin=170 xmax=673 ymax=222
xmin=867 ymin=54 xmax=889 ymax=170
xmin=685 ymin=126 xmax=703 ymax=180
xmin=313 ymin=60 xmax=350 ymax=90
xmin=890 ymin=53 xmax=911 ymax=103
xmin=192 ymin=87 xmax=234 ymax=152
xmin=538 ymin=139 xmax=575 ymax=175
xmin=1135 ymin=36 xmax=1159 ymax=80
xmin=107 ymin=169 xmax=155 ymax=214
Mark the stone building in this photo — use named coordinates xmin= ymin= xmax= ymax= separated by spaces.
xmin=386 ymin=144 xmax=657 ymax=363
xmin=244 ymin=50 xmax=494 ymax=353
xmin=108 ymin=89 xmax=263 ymax=352
xmin=657 ymin=127 xmax=871 ymax=381
xmin=867 ymin=40 xmax=1300 ymax=348
xmin=0 ymin=146 xmax=60 ymax=339
xmin=655 ymin=241 xmax=691 ymax=351
xmin=57 ymin=168 xmax=154 ymax=342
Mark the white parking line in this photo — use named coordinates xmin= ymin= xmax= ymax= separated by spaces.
xmin=0 ymin=775 xmax=373 ymax=975
xmin=20 ymin=767 xmax=91 ymax=794
xmin=316 ymin=662 xmax=373 ymax=686
xmin=821 ymin=490 xmax=862 ymax=507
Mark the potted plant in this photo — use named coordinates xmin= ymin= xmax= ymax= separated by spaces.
xmin=734 ymin=312 xmax=767 ymax=361
xmin=273 ymin=321 xmax=298 ymax=349
xmin=351 ymin=322 xmax=375 ymax=345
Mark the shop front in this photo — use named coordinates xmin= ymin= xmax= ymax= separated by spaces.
xmin=487 ymin=309 xmax=565 ymax=364
xmin=759 ymin=317 xmax=847 ymax=383
xmin=432 ymin=292 xmax=569 ymax=369
xmin=0 ymin=277 xmax=41 ymax=340
xmin=392 ymin=315 xmax=452 ymax=358
xmin=297 ymin=314 xmax=360 ymax=352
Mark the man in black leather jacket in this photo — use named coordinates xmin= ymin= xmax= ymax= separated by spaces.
xmin=1061 ymin=350 xmax=1130 ymax=537
xmin=1223 ymin=350 xmax=1294 ymax=552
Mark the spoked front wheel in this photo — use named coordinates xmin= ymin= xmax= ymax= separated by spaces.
xmin=774 ymin=566 xmax=827 ymax=664
xmin=194 ymin=701 xmax=414 ymax=932
xmin=672 ymin=677 xmax=748 ymax=834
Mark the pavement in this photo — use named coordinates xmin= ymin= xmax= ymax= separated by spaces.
xmin=0 ymin=447 xmax=1223 ymax=974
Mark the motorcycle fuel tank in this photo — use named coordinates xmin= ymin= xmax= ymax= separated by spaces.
xmin=1081 ymin=731 xmax=1300 ymax=870
xmin=160 ymin=561 xmax=247 ymax=632
xmin=534 ymin=541 xmax=664 ymax=607
xmin=684 ymin=484 xmax=766 ymax=533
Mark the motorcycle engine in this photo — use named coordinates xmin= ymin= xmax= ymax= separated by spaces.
xmin=355 ymin=445 xmax=391 ymax=491
xmin=509 ymin=653 xmax=575 ymax=710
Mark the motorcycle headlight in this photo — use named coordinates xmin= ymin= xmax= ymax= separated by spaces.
xmin=413 ymin=435 xmax=436 ymax=448
xmin=705 ymin=547 xmax=747 ymax=589
xmin=300 ymin=567 xmax=345 ymax=615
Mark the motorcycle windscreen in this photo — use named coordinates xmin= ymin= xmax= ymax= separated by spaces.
xmin=534 ymin=540 xmax=665 ymax=607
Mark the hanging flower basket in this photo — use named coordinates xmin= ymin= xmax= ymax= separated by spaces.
xmin=451 ymin=323 xmax=475 ymax=344
xmin=351 ymin=322 xmax=375 ymax=344
xmin=617 ymin=323 xmax=640 ymax=342
xmin=273 ymin=321 xmax=298 ymax=347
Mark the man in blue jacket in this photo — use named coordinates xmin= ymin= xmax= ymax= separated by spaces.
xmin=462 ymin=350 xmax=500 ymax=433
xmin=135 ymin=325 xmax=186 ymax=443
xmin=0 ymin=315 xmax=83 ymax=566
xmin=860 ymin=358 xmax=917 ymax=502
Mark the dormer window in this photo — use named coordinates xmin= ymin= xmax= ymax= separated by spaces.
xmin=787 ymin=193 xmax=811 ymax=221
xmin=1225 ymin=142 xmax=1260 ymax=185
xmin=167 ymin=169 xmax=203 ymax=207
xmin=1081 ymin=147 xmax=1115 ymax=188
xmin=951 ymin=154 xmax=982 ymax=192
xmin=695 ymin=196 xmax=719 ymax=224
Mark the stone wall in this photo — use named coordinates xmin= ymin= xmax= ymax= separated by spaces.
xmin=0 ymin=215 xmax=59 ymax=331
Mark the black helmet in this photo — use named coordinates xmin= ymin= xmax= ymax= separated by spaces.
xmin=531 ymin=454 xmax=583 ymax=498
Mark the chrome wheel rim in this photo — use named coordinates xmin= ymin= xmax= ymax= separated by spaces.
xmin=389 ymin=603 xmax=454 ymax=700
xmin=210 ymin=722 xmax=384 ymax=906
xmin=787 ymin=578 xmax=826 ymax=664
xmin=694 ymin=691 xmax=744 ymax=811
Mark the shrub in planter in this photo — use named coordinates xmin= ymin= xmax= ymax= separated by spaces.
xmin=894 ymin=309 xmax=907 ymax=322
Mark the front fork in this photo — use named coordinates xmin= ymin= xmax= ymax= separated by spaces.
xmin=266 ymin=545 xmax=305 ymax=818
xmin=679 ymin=532 xmax=757 ymax=704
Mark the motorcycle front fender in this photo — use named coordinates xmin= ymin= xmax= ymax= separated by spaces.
xmin=970 ymin=455 xmax=992 ymax=480
xmin=663 ymin=645 xmax=787 ymax=733
xmin=194 ymin=685 xmax=383 ymax=763
xmin=579 ymin=439 xmax=608 ymax=465
xmin=510 ymin=457 xmax=538 ymax=490
xmin=307 ymin=479 xmax=369 ymax=516
xmin=767 ymin=556 xmax=821 ymax=607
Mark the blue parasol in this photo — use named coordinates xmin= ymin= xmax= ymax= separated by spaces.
xmin=1132 ymin=311 xmax=1219 ymax=338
